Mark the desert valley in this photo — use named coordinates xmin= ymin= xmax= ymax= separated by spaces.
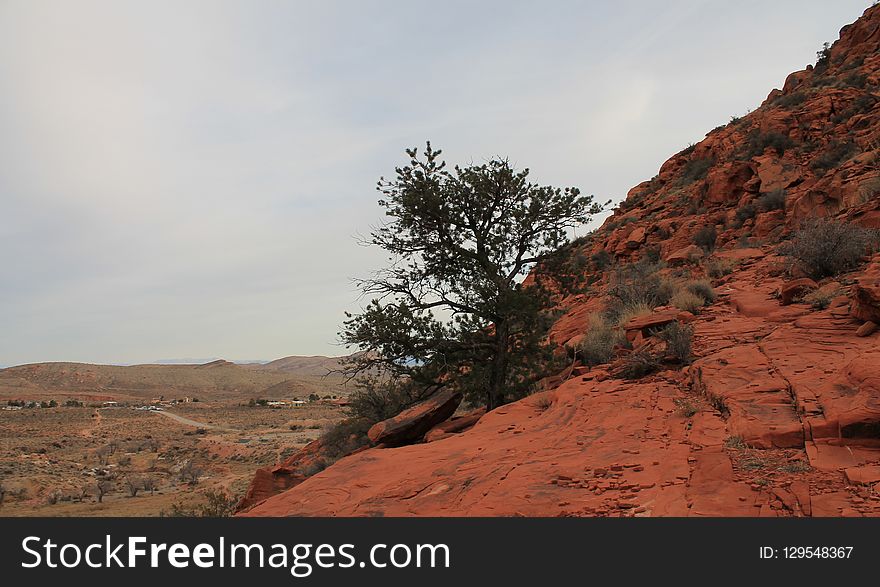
xmin=0 ymin=356 xmax=349 ymax=516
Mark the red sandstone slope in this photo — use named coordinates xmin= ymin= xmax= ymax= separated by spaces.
xmin=242 ymin=5 xmax=880 ymax=517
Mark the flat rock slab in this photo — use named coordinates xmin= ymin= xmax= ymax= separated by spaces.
xmin=367 ymin=388 xmax=463 ymax=446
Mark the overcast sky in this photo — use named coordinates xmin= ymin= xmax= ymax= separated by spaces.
xmin=0 ymin=0 xmax=871 ymax=366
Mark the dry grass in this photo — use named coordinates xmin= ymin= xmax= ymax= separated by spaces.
xmin=671 ymin=289 xmax=705 ymax=313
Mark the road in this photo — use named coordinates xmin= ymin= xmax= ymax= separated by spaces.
xmin=150 ymin=410 xmax=237 ymax=431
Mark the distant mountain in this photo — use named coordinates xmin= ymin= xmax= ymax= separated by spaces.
xmin=152 ymin=358 xmax=268 ymax=365
xmin=0 ymin=355 xmax=350 ymax=402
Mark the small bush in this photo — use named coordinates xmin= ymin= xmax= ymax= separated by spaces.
xmin=680 ymin=157 xmax=714 ymax=184
xmin=693 ymin=225 xmax=718 ymax=252
xmin=734 ymin=202 xmax=757 ymax=227
xmin=724 ymin=436 xmax=747 ymax=449
xmin=742 ymin=130 xmax=795 ymax=158
xmin=857 ymin=176 xmax=880 ymax=204
xmin=606 ymin=259 xmax=670 ymax=321
xmin=811 ymin=141 xmax=858 ymax=176
xmin=773 ymin=91 xmax=806 ymax=109
xmin=780 ymin=218 xmax=878 ymax=279
xmin=671 ymin=289 xmax=705 ymax=313
xmin=757 ymin=189 xmax=786 ymax=211
xmin=619 ymin=351 xmax=661 ymax=380
xmin=614 ymin=302 xmax=653 ymax=328
xmin=657 ymin=321 xmax=694 ymax=364
xmin=674 ymin=397 xmax=698 ymax=418
xmin=802 ymin=287 xmax=840 ymax=310
xmin=591 ymin=249 xmax=612 ymax=271
xmin=579 ymin=314 xmax=626 ymax=366
xmin=705 ymin=258 xmax=736 ymax=278
xmin=685 ymin=279 xmax=716 ymax=304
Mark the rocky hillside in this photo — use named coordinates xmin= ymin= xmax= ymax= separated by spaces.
xmin=0 ymin=357 xmax=349 ymax=403
xmin=240 ymin=5 xmax=880 ymax=517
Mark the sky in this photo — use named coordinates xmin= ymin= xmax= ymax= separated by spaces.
xmin=0 ymin=0 xmax=871 ymax=366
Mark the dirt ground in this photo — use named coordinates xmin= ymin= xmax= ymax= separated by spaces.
xmin=0 ymin=401 xmax=343 ymax=516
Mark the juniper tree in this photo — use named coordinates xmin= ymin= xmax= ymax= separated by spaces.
xmin=341 ymin=143 xmax=603 ymax=410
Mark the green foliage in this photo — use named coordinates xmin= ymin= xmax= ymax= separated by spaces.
xmin=815 ymin=41 xmax=832 ymax=72
xmin=341 ymin=143 xmax=603 ymax=409
xmin=780 ymin=218 xmax=879 ymax=279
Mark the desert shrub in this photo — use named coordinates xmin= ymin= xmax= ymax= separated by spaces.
xmin=757 ymin=189 xmax=786 ymax=211
xmin=857 ymin=176 xmax=880 ymax=204
xmin=734 ymin=202 xmax=757 ymax=227
xmin=606 ymin=259 xmax=670 ymax=321
xmin=780 ymin=218 xmax=879 ymax=279
xmin=671 ymin=289 xmax=705 ymax=313
xmin=801 ymin=288 xmax=836 ymax=310
xmin=811 ymin=141 xmax=858 ymax=176
xmin=162 ymin=489 xmax=237 ymax=518
xmin=579 ymin=314 xmax=626 ymax=366
xmin=591 ymin=249 xmax=612 ymax=271
xmin=679 ymin=157 xmax=713 ymax=184
xmin=614 ymin=302 xmax=653 ymax=328
xmin=674 ymin=397 xmax=698 ymax=418
xmin=657 ymin=321 xmax=694 ymax=363
xmin=724 ymin=435 xmax=747 ymax=449
xmin=619 ymin=351 xmax=661 ymax=380
xmin=742 ymin=130 xmax=795 ymax=158
xmin=533 ymin=395 xmax=554 ymax=412
xmin=685 ymin=279 xmax=716 ymax=304
xmin=773 ymin=91 xmax=806 ymax=109
xmin=693 ymin=225 xmax=717 ymax=252
xmin=320 ymin=418 xmax=373 ymax=458
xmin=705 ymin=258 xmax=736 ymax=278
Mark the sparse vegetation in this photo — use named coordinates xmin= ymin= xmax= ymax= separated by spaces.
xmin=671 ymin=289 xmax=705 ymax=313
xmin=685 ymin=279 xmax=716 ymax=304
xmin=742 ymin=130 xmax=795 ymax=159
xmin=780 ymin=218 xmax=879 ymax=279
xmin=619 ymin=350 xmax=661 ymax=380
xmin=811 ymin=141 xmax=859 ymax=176
xmin=724 ymin=435 xmax=747 ymax=450
xmin=679 ymin=157 xmax=714 ymax=184
xmin=162 ymin=489 xmax=237 ymax=517
xmin=674 ymin=397 xmax=698 ymax=418
xmin=579 ymin=314 xmax=626 ymax=367
xmin=705 ymin=258 xmax=736 ymax=278
xmin=757 ymin=189 xmax=786 ymax=212
xmin=657 ymin=321 xmax=695 ymax=364
xmin=693 ymin=225 xmax=717 ymax=252
xmin=802 ymin=287 xmax=838 ymax=310
xmin=734 ymin=202 xmax=757 ymax=227
xmin=591 ymin=249 xmax=612 ymax=271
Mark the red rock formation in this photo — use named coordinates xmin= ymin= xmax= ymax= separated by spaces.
xmin=367 ymin=388 xmax=462 ymax=446
xmin=242 ymin=5 xmax=880 ymax=517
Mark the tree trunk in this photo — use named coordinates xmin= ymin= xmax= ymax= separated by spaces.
xmin=487 ymin=321 xmax=509 ymax=410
